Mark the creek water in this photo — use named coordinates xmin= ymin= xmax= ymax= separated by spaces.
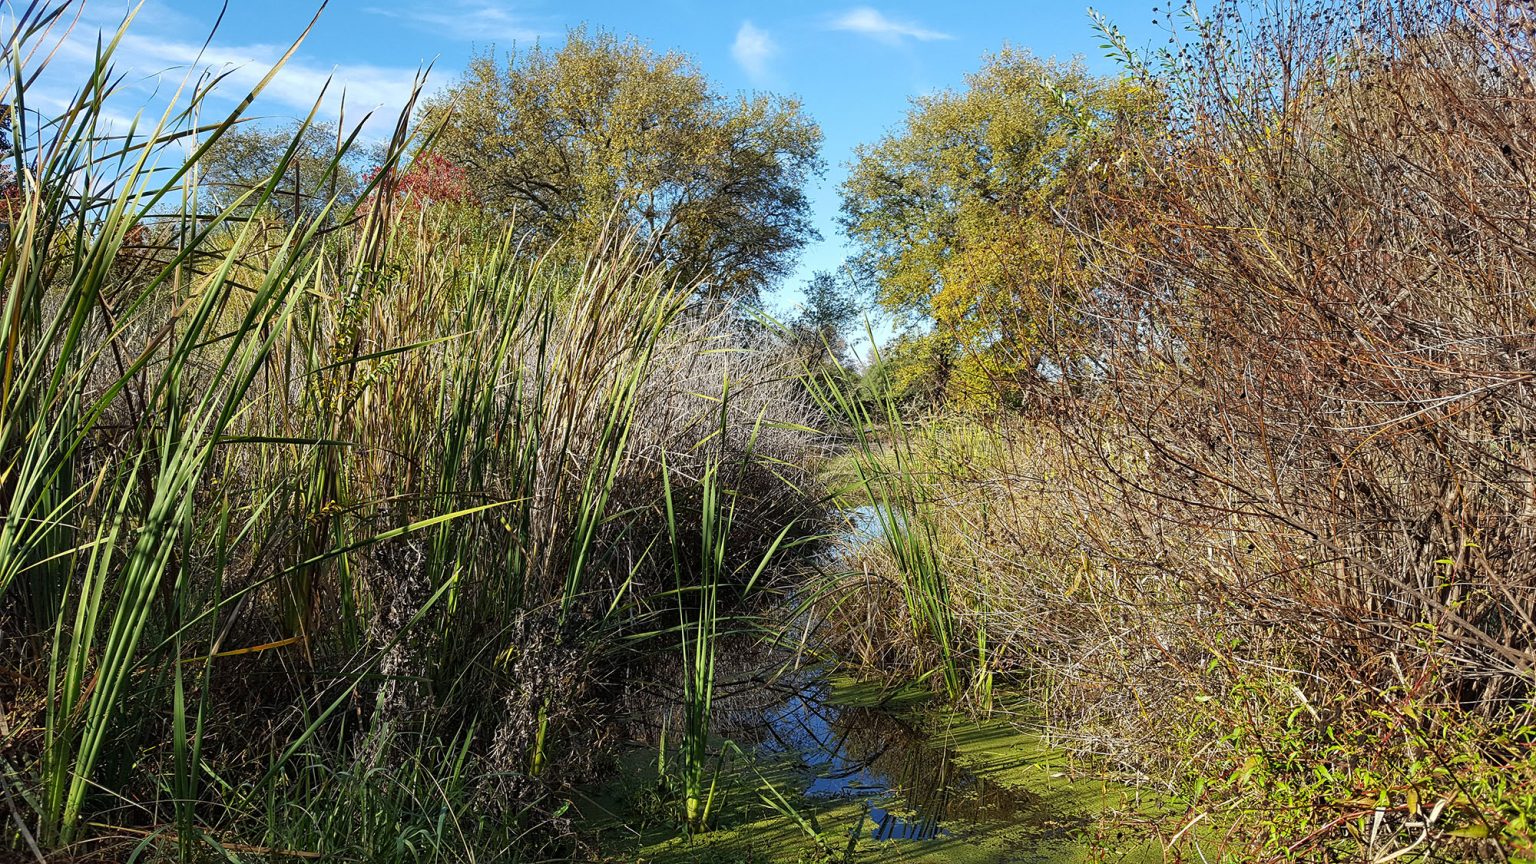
xmin=754 ymin=674 xmax=1084 ymax=845
xmin=587 ymin=505 xmax=1160 ymax=862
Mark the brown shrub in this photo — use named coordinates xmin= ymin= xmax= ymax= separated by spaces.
xmin=843 ymin=0 xmax=1536 ymax=852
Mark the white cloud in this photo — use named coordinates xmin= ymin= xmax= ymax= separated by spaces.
xmin=828 ymin=7 xmax=953 ymax=45
xmin=2 ymin=1 xmax=447 ymax=168
xmin=364 ymin=2 xmax=549 ymax=45
xmin=730 ymin=21 xmax=777 ymax=84
xmin=124 ymin=33 xmax=422 ymax=115
xmin=37 ymin=21 xmax=427 ymax=140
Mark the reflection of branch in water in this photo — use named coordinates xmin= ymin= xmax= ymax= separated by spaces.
xmin=638 ymin=639 xmax=1074 ymax=845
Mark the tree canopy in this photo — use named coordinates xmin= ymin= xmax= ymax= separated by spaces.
xmin=424 ymin=28 xmax=824 ymax=299
xmin=840 ymin=50 xmax=1145 ymax=402
xmin=199 ymin=121 xmax=368 ymax=222
xmin=788 ymin=269 xmax=861 ymax=365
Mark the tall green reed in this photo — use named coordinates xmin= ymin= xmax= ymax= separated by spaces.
xmin=802 ymin=343 xmax=968 ymax=701
xmin=661 ymin=376 xmax=798 ymax=832
xmin=0 ymin=3 xmax=492 ymax=853
xmin=0 ymin=6 xmax=387 ymax=844
xmin=2 ymin=3 xmax=813 ymax=859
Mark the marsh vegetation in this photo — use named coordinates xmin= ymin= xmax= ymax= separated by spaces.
xmin=4 ymin=0 xmax=1536 ymax=861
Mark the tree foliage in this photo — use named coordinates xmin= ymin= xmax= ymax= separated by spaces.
xmin=788 ymin=269 xmax=860 ymax=365
xmin=199 ymin=120 xmax=368 ymax=222
xmin=840 ymin=50 xmax=1147 ymax=401
xmin=425 ymin=28 xmax=823 ymax=298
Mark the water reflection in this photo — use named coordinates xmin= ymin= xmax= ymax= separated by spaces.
xmin=759 ymin=680 xmax=1047 ymax=843
xmin=611 ymin=503 xmax=1085 ymax=850
xmin=845 ymin=504 xmax=887 ymax=541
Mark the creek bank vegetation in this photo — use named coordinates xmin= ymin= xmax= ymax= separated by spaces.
xmin=824 ymin=0 xmax=1536 ymax=859
xmin=0 ymin=5 xmax=821 ymax=861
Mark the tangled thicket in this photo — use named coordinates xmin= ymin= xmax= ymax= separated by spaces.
xmin=822 ymin=0 xmax=1536 ymax=856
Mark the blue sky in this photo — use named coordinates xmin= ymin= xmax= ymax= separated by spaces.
xmin=39 ymin=0 xmax=1165 ymax=326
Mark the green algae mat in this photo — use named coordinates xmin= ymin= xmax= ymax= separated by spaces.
xmin=579 ymin=678 xmax=1174 ymax=863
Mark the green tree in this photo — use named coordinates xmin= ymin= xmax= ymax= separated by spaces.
xmin=198 ymin=121 xmax=367 ymax=222
xmin=424 ymin=28 xmax=823 ymax=298
xmin=861 ymin=331 xmax=957 ymax=410
xmin=841 ymin=49 xmax=1145 ymax=403
xmin=789 ymin=269 xmax=861 ymax=365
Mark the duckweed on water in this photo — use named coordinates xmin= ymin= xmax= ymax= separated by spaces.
xmin=585 ymin=676 xmax=1174 ymax=863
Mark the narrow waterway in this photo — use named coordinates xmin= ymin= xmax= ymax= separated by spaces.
xmin=581 ymin=506 xmax=1168 ymax=862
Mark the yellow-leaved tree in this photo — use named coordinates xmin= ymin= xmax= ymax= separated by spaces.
xmin=841 ymin=49 xmax=1148 ymax=407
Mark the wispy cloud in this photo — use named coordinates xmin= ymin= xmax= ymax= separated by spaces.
xmin=828 ymin=7 xmax=953 ymax=45
xmin=40 ymin=19 xmax=427 ymax=139
xmin=364 ymin=1 xmax=550 ymax=45
xmin=731 ymin=21 xmax=777 ymax=84
xmin=125 ymin=35 xmax=421 ymax=124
